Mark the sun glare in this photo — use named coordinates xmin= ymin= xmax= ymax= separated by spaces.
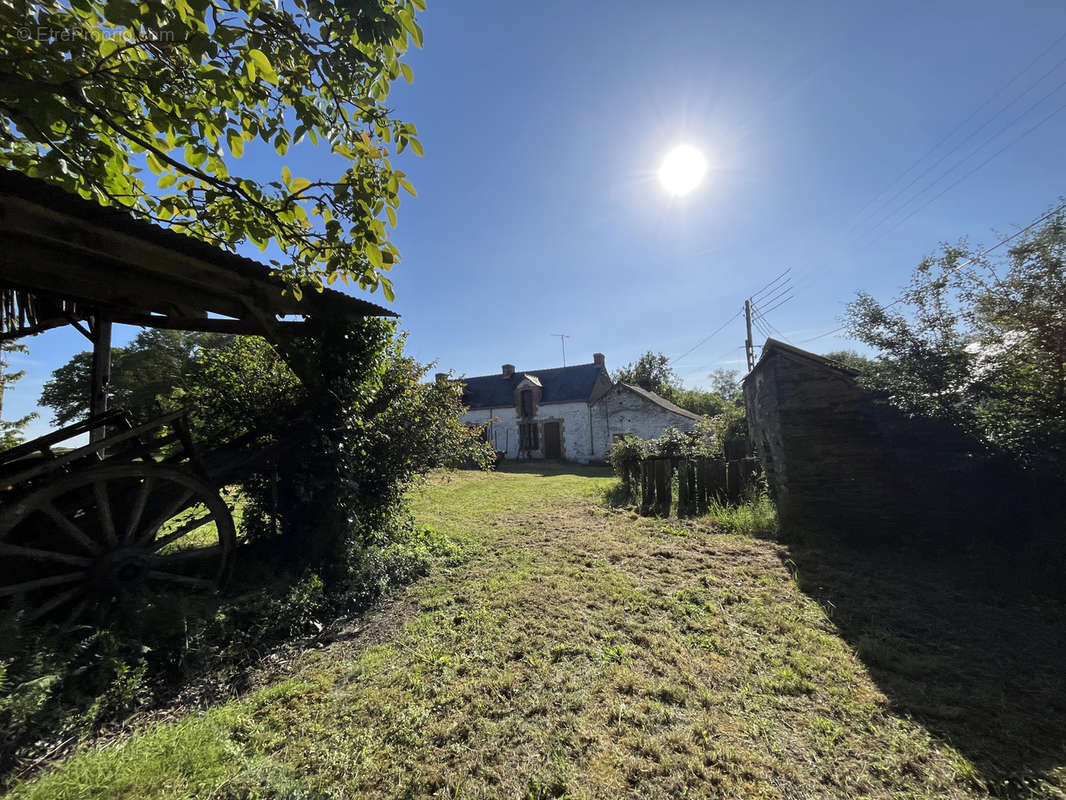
xmin=658 ymin=144 xmax=708 ymax=196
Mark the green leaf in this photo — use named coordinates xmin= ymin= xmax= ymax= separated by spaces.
xmin=228 ymin=132 xmax=244 ymax=158
xmin=409 ymin=138 xmax=424 ymax=157
xmin=158 ymin=174 xmax=177 ymax=189
xmin=398 ymin=177 xmax=417 ymax=197
xmin=366 ymin=245 xmax=383 ymax=269
xmin=289 ymin=177 xmax=311 ymax=194
xmin=145 ymin=151 xmax=164 ymax=174
xmin=282 ymin=165 xmax=292 ymax=187
xmin=247 ymin=49 xmax=278 ymax=84
xmin=400 ymin=15 xmax=424 ymax=48
xmin=185 ymin=145 xmax=207 ymax=169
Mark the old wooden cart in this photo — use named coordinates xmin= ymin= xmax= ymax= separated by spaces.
xmin=0 ymin=169 xmax=395 ymax=621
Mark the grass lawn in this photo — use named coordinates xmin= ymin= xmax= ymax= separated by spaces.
xmin=6 ymin=464 xmax=1065 ymax=799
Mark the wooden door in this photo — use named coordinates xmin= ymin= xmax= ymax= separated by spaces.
xmin=543 ymin=421 xmax=562 ymax=459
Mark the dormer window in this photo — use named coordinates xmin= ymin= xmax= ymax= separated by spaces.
xmin=512 ymin=374 xmax=542 ymax=419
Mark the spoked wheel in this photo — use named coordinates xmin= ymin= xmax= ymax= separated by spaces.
xmin=0 ymin=464 xmax=235 ymax=622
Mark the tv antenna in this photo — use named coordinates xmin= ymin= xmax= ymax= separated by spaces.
xmin=550 ymin=333 xmax=570 ymax=366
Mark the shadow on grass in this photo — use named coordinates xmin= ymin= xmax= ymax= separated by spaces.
xmin=492 ymin=460 xmax=614 ymax=479
xmin=781 ymin=536 xmax=1066 ymax=797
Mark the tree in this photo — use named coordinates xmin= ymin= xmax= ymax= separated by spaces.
xmin=822 ymin=350 xmax=875 ymax=374
xmin=0 ymin=0 xmax=425 ymax=299
xmin=844 ymin=205 xmax=1066 ymax=474
xmin=706 ymin=368 xmax=741 ymax=399
xmin=613 ymin=351 xmax=679 ymax=395
xmin=0 ymin=341 xmax=35 ymax=448
xmin=186 ymin=324 xmax=493 ymax=568
xmin=39 ymin=329 xmax=229 ymax=426
xmin=614 ymin=351 xmax=737 ymax=417
xmin=669 ymin=387 xmax=730 ymax=418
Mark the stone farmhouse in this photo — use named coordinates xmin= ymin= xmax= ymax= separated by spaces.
xmin=457 ymin=354 xmax=702 ymax=463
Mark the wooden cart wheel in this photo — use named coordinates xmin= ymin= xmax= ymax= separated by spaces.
xmin=0 ymin=464 xmax=235 ymax=622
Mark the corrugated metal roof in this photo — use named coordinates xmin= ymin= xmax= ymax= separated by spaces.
xmin=0 ymin=168 xmax=396 ymax=320
xmin=461 ymin=362 xmax=606 ymax=409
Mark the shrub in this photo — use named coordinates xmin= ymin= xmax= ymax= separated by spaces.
xmin=608 ymin=434 xmax=646 ymax=502
xmin=185 ymin=318 xmax=492 ymax=572
xmin=1 ymin=321 xmax=491 ymax=782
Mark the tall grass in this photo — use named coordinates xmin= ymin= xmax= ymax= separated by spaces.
xmin=706 ymin=493 xmax=779 ymax=537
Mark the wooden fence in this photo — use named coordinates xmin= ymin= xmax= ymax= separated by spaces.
xmin=637 ymin=456 xmax=760 ymax=516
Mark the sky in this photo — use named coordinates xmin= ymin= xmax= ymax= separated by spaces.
xmin=7 ymin=0 xmax=1066 ymax=440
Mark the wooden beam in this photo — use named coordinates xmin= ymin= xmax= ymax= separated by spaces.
xmin=108 ymin=313 xmax=320 ymax=336
xmin=89 ymin=311 xmax=112 ymax=443
xmin=65 ymin=314 xmax=94 ymax=341
xmin=0 ymin=317 xmax=70 ymax=341
xmin=109 ymin=313 xmax=265 ymax=334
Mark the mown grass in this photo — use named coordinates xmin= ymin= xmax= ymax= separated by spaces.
xmin=6 ymin=464 xmax=1064 ymax=799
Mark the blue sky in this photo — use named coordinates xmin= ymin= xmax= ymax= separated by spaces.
xmin=7 ymin=0 xmax=1066 ymax=439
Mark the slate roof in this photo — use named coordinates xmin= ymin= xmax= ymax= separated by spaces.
xmin=461 ymin=363 xmax=606 ymax=409
xmin=744 ymin=338 xmax=855 ymax=383
xmin=616 ymin=383 xmax=704 ymax=421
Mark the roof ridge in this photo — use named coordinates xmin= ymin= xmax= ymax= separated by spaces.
xmin=461 ymin=362 xmax=599 ymax=382
xmin=616 ymin=383 xmax=703 ymax=420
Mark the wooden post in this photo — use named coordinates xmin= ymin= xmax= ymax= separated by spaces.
xmin=690 ymin=460 xmax=699 ymax=516
xmin=655 ymin=458 xmax=672 ymax=514
xmin=89 ymin=312 xmax=112 ymax=442
xmin=677 ymin=459 xmax=691 ymax=516
xmin=640 ymin=459 xmax=652 ymax=513
xmin=745 ymin=298 xmax=755 ymax=373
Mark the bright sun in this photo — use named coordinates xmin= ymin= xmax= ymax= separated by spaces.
xmin=658 ymin=144 xmax=708 ymax=196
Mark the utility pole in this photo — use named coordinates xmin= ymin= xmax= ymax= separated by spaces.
xmin=744 ymin=299 xmax=755 ymax=373
xmin=551 ymin=333 xmax=570 ymax=366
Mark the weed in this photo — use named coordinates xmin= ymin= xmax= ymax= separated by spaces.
xmin=706 ymin=493 xmax=779 ymax=537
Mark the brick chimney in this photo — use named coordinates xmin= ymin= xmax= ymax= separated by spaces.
xmin=434 ymin=372 xmax=447 ymax=383
xmin=593 ymin=353 xmax=605 ymax=368
xmin=502 ymin=364 xmax=515 ymax=377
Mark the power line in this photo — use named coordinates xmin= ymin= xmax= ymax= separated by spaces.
xmin=671 ymin=269 xmax=793 ymax=367
xmin=754 ymin=282 xmax=793 ymax=310
xmin=690 ymin=345 xmax=746 ymax=374
xmin=798 ymin=325 xmax=847 ymax=344
xmin=800 ymin=200 xmax=1066 ymax=345
xmin=751 ymin=268 xmax=791 ymax=301
xmin=755 ymin=293 xmax=795 ymax=316
xmin=871 ymin=99 xmax=1066 ymax=243
xmin=850 ymin=31 xmax=1066 ymax=230
xmin=751 ymin=314 xmax=774 ymax=340
xmin=861 ymin=75 xmax=1066 ymax=241
xmin=751 ymin=304 xmax=787 ymax=340
xmin=879 ymin=198 xmax=1066 ymax=312
xmin=669 ymin=309 xmax=743 ymax=364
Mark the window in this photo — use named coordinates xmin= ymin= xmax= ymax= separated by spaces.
xmin=519 ymin=422 xmax=539 ymax=450
xmin=520 ymin=389 xmax=533 ymax=417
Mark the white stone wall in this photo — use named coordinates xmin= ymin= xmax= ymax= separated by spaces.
xmin=461 ymin=401 xmax=602 ymax=463
xmin=462 ymin=388 xmax=700 ymax=464
xmin=594 ymin=385 xmax=701 ymax=445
